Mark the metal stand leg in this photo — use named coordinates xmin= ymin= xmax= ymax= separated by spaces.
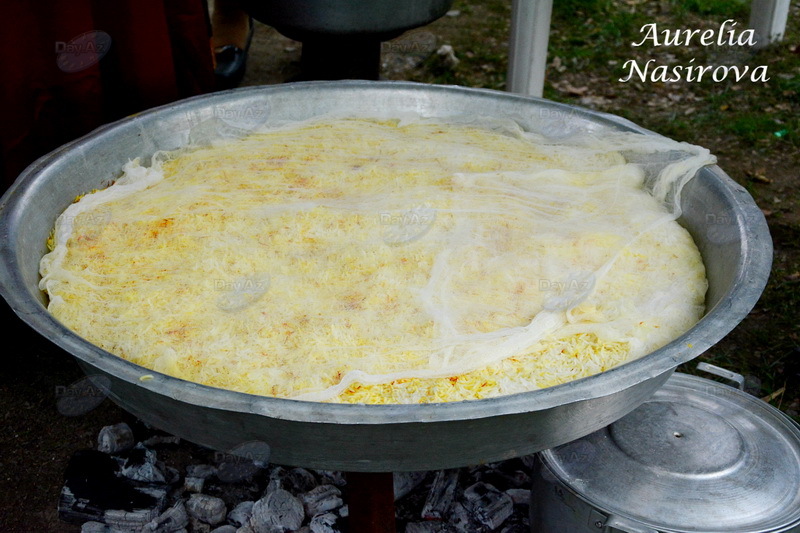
xmin=345 ymin=471 xmax=397 ymax=532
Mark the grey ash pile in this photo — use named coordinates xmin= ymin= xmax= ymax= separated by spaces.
xmin=62 ymin=422 xmax=533 ymax=533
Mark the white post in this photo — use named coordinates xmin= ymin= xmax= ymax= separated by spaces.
xmin=749 ymin=0 xmax=790 ymax=48
xmin=506 ymin=0 xmax=554 ymax=98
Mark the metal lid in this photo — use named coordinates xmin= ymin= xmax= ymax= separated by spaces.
xmin=540 ymin=372 xmax=800 ymax=532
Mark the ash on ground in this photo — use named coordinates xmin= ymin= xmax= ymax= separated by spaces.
xmin=62 ymin=422 xmax=534 ymax=533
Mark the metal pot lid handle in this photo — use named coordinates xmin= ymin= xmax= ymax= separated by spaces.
xmin=696 ymin=361 xmax=745 ymax=390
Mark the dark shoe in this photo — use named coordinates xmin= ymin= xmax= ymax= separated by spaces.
xmin=214 ymin=18 xmax=253 ymax=90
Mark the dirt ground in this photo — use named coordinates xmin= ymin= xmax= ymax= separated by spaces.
xmin=2 ymin=6 xmax=798 ymax=532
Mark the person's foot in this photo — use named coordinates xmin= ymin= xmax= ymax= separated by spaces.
xmin=211 ymin=3 xmax=253 ymax=89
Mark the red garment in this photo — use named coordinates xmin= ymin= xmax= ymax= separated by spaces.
xmin=0 ymin=0 xmax=215 ymax=190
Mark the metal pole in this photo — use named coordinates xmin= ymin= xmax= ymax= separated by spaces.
xmin=749 ymin=0 xmax=790 ymax=49
xmin=506 ymin=0 xmax=554 ymax=97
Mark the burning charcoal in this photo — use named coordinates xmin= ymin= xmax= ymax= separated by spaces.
xmin=97 ymin=422 xmax=134 ymax=454
xmin=184 ymin=476 xmax=205 ymax=493
xmin=228 ymin=501 xmax=255 ymax=528
xmin=187 ymin=464 xmax=218 ymax=480
xmin=60 ymin=450 xmax=166 ymax=525
xmin=504 ymin=489 xmax=530 ymax=506
xmin=142 ymin=501 xmax=189 ymax=532
xmin=81 ymin=522 xmax=110 ymax=533
xmin=284 ymin=467 xmax=318 ymax=494
xmin=104 ymin=501 xmax=165 ymax=531
xmin=406 ymin=522 xmax=451 ymax=533
xmin=211 ymin=526 xmax=238 ymax=533
xmin=118 ymin=445 xmax=167 ymax=484
xmin=300 ymin=485 xmax=343 ymax=517
xmin=448 ymin=502 xmax=486 ymax=533
xmin=250 ymin=489 xmax=304 ymax=533
xmin=421 ymin=469 xmax=460 ymax=520
xmin=463 ymin=483 xmax=513 ymax=530
xmin=186 ymin=494 xmax=227 ymax=526
xmin=308 ymin=512 xmax=343 ymax=533
xmin=394 ymin=471 xmax=427 ymax=501
xmin=314 ymin=470 xmax=346 ymax=488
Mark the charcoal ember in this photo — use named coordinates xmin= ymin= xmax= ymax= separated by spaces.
xmin=118 ymin=445 xmax=167 ymax=483
xmin=462 ymin=483 xmax=513 ymax=530
xmin=60 ymin=450 xmax=166 ymax=525
xmin=211 ymin=526 xmax=238 ymax=533
xmin=314 ymin=470 xmax=346 ymax=488
xmin=448 ymin=502 xmax=486 ymax=533
xmin=308 ymin=512 xmax=344 ymax=533
xmin=250 ymin=489 xmax=304 ymax=532
xmin=228 ymin=501 xmax=255 ymax=528
xmin=184 ymin=476 xmax=205 ymax=493
xmin=186 ymin=494 xmax=227 ymax=526
xmin=406 ymin=522 xmax=451 ymax=533
xmin=300 ymin=485 xmax=343 ymax=517
xmin=80 ymin=521 xmax=109 ymax=532
xmin=97 ymin=422 xmax=134 ymax=454
xmin=421 ymin=469 xmax=460 ymax=520
xmin=284 ymin=468 xmax=318 ymax=494
xmin=103 ymin=494 xmax=167 ymax=532
xmin=394 ymin=471 xmax=428 ymax=501
xmin=142 ymin=501 xmax=189 ymax=532
xmin=187 ymin=464 xmax=218 ymax=480
xmin=504 ymin=489 xmax=530 ymax=506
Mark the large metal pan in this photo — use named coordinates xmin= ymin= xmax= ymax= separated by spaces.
xmin=0 ymin=81 xmax=772 ymax=471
